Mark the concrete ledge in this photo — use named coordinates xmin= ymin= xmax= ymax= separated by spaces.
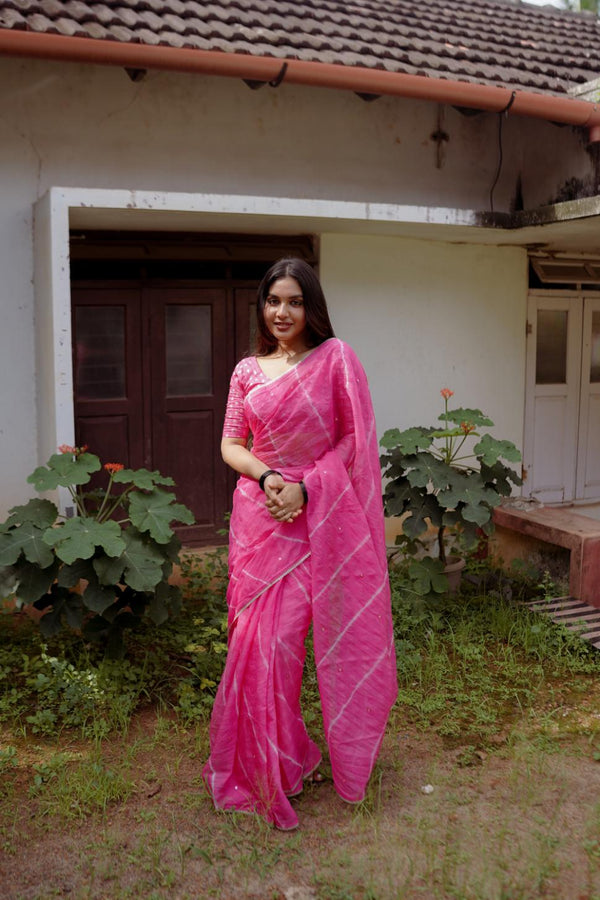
xmin=493 ymin=505 xmax=600 ymax=607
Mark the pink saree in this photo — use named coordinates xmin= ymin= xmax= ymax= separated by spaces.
xmin=203 ymin=338 xmax=397 ymax=830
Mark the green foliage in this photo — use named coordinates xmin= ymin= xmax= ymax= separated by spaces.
xmin=380 ymin=389 xmax=522 ymax=589
xmin=0 ymin=546 xmax=230 ymax=738
xmin=389 ymin=561 xmax=600 ymax=742
xmin=0 ymin=448 xmax=194 ymax=655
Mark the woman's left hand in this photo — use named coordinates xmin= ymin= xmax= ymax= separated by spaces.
xmin=265 ymin=482 xmax=305 ymax=522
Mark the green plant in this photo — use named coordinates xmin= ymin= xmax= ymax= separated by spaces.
xmin=0 ymin=445 xmax=193 ymax=655
xmin=380 ymin=388 xmax=522 ymax=593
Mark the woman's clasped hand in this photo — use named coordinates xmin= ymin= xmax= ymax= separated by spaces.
xmin=263 ymin=474 xmax=305 ymax=522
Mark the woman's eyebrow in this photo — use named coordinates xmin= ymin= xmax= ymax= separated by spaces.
xmin=267 ymin=292 xmax=303 ymax=299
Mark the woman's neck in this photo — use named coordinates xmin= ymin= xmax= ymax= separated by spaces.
xmin=273 ymin=339 xmax=310 ymax=358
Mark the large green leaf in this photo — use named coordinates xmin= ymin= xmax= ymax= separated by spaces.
xmin=161 ymin=533 xmax=183 ymax=564
xmin=27 ymin=452 xmax=101 ymax=491
xmin=0 ymin=523 xmax=54 ymax=568
xmin=37 ymin=586 xmax=83 ymax=637
xmin=3 ymin=498 xmax=58 ymax=530
xmin=43 ymin=518 xmax=125 ymax=565
xmin=57 ymin=558 xmax=96 ymax=588
xmin=408 ymin=557 xmax=448 ymax=595
xmin=474 ymin=434 xmax=521 ymax=466
xmin=440 ymin=484 xmax=498 ymax=526
xmin=401 ymin=492 xmax=443 ymax=539
xmin=15 ymin=522 xmax=55 ymax=567
xmin=121 ymin=528 xmax=165 ymax=592
xmin=440 ymin=408 xmax=494 ymax=428
xmin=0 ymin=531 xmax=25 ymax=567
xmin=113 ymin=468 xmax=175 ymax=489
xmin=148 ymin=582 xmax=182 ymax=625
xmin=14 ymin=558 xmax=60 ymax=604
xmin=82 ymin=578 xmax=117 ymax=615
xmin=93 ymin=553 xmax=125 ymax=586
xmin=128 ymin=489 xmax=194 ymax=544
xmin=405 ymin=454 xmax=454 ymax=491
xmin=480 ymin=460 xmax=523 ymax=494
xmin=380 ymin=427 xmax=433 ymax=453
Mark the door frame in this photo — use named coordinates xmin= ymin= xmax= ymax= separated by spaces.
xmin=524 ymin=288 xmax=600 ymax=505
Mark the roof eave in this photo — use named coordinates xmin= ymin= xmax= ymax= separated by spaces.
xmin=2 ymin=28 xmax=600 ymax=140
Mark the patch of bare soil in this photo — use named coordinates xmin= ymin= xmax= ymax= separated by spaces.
xmin=2 ymin=707 xmax=600 ymax=900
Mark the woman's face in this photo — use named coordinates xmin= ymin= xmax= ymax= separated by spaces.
xmin=263 ymin=276 xmax=307 ymax=347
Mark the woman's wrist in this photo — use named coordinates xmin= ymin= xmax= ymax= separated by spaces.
xmin=259 ymin=469 xmax=281 ymax=491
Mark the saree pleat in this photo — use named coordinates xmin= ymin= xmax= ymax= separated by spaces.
xmin=203 ymin=558 xmax=321 ymax=830
xmin=203 ymin=339 xmax=397 ymax=829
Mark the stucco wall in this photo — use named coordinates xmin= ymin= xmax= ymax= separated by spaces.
xmin=0 ymin=56 xmax=585 ymax=512
xmin=320 ymin=234 xmax=528 ymax=450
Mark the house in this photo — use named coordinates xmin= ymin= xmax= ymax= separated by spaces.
xmin=1 ymin=0 xmax=600 ymax=545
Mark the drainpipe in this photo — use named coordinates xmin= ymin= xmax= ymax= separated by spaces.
xmin=2 ymin=28 xmax=600 ymax=142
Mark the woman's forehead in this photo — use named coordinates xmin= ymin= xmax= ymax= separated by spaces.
xmin=268 ymin=276 xmax=303 ymax=296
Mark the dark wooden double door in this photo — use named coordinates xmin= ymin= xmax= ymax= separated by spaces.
xmin=72 ymin=281 xmax=255 ymax=545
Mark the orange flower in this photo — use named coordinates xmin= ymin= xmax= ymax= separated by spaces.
xmin=104 ymin=463 xmax=125 ymax=474
xmin=58 ymin=444 xmax=76 ymax=454
xmin=79 ymin=445 xmax=89 ymax=454
xmin=440 ymin=388 xmax=454 ymax=400
xmin=460 ymin=422 xmax=476 ymax=435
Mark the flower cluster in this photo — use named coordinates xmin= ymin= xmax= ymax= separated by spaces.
xmin=103 ymin=463 xmax=125 ymax=474
xmin=58 ymin=444 xmax=88 ymax=456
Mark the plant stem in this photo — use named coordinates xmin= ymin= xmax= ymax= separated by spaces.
xmin=95 ymin=474 xmax=115 ymax=521
xmin=98 ymin=486 xmax=133 ymax=523
xmin=69 ymin=486 xmax=87 ymax=518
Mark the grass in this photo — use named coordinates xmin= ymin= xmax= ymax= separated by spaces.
xmin=3 ymin=555 xmax=600 ymax=898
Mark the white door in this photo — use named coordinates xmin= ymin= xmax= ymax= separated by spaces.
xmin=576 ymin=297 xmax=600 ymax=499
xmin=524 ymin=293 xmax=600 ymax=503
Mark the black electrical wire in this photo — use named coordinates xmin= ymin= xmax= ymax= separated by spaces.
xmin=489 ymin=91 xmax=516 ymax=214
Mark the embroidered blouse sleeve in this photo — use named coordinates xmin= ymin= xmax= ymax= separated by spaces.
xmin=222 ymin=367 xmax=250 ymax=441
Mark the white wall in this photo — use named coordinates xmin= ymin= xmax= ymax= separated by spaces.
xmin=0 ymin=55 xmax=589 ymax=512
xmin=321 ymin=234 xmax=528 ymax=451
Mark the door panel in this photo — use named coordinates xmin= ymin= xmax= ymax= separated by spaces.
xmin=524 ymin=295 xmax=581 ymax=502
xmin=148 ymin=286 xmax=229 ymax=545
xmin=72 ymin=289 xmax=145 ymax=470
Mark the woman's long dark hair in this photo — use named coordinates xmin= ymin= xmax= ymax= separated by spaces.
xmin=254 ymin=258 xmax=335 ymax=356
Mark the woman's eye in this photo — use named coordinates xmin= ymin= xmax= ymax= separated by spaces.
xmin=291 ymin=300 xmax=304 ymax=307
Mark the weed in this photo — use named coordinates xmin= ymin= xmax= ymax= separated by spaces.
xmin=30 ymin=748 xmax=135 ymax=818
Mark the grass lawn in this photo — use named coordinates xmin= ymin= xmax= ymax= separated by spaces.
xmin=2 ymin=554 xmax=600 ymax=900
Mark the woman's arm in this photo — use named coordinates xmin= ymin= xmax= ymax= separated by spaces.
xmin=221 ymin=437 xmax=305 ymax=520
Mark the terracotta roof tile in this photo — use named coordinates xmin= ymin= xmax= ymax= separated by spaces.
xmin=1 ymin=0 xmax=600 ymax=96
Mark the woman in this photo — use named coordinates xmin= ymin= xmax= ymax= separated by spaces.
xmin=202 ymin=258 xmax=397 ymax=830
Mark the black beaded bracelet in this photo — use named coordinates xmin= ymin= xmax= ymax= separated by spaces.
xmin=259 ymin=469 xmax=281 ymax=491
xmin=299 ymin=480 xmax=308 ymax=504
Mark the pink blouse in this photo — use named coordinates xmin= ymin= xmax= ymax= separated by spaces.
xmin=222 ymin=357 xmax=269 ymax=441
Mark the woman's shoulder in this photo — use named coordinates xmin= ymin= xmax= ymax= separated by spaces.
xmin=320 ymin=338 xmax=363 ymax=367
xmin=232 ymin=355 xmax=258 ymax=377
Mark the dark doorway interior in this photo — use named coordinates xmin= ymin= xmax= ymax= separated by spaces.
xmin=70 ymin=231 xmax=317 ymax=545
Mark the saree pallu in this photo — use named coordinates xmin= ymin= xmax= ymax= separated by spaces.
xmin=203 ymin=338 xmax=397 ymax=830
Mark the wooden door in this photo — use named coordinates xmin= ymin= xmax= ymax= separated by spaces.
xmin=72 ymin=283 xmax=233 ymax=545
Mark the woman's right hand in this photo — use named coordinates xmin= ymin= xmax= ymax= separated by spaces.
xmin=265 ymin=480 xmax=305 ymax=523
